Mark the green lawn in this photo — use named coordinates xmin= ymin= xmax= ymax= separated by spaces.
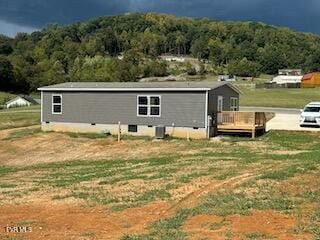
xmin=0 ymin=111 xmax=40 ymax=130
xmin=0 ymin=105 xmax=40 ymax=112
xmin=203 ymin=74 xmax=319 ymax=109
xmin=240 ymin=87 xmax=320 ymax=108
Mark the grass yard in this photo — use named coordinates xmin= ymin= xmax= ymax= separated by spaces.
xmin=0 ymin=128 xmax=319 ymax=239
xmin=0 ymin=110 xmax=40 ymax=130
xmin=240 ymin=87 xmax=320 ymax=108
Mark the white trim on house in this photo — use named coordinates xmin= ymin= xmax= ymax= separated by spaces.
xmin=230 ymin=97 xmax=239 ymax=111
xmin=52 ymin=94 xmax=63 ymax=115
xmin=38 ymin=87 xmax=212 ymax=92
xmin=137 ymin=95 xmax=161 ymax=118
xmin=205 ymin=91 xmax=208 ymax=137
xmin=41 ymin=91 xmax=43 ymax=122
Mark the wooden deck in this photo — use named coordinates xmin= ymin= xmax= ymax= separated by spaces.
xmin=217 ymin=111 xmax=267 ymax=138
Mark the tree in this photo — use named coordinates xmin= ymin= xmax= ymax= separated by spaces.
xmin=307 ymin=49 xmax=320 ymax=72
xmin=228 ymin=58 xmax=261 ymax=77
xmin=257 ymin=45 xmax=287 ymax=74
xmin=112 ymin=60 xmax=140 ymax=82
xmin=175 ymin=31 xmax=187 ymax=55
xmin=191 ymin=38 xmax=209 ymax=60
xmin=0 ymin=42 xmax=13 ymax=55
xmin=69 ymin=57 xmax=83 ymax=81
xmin=143 ymin=61 xmax=168 ymax=77
xmin=0 ymin=12 xmax=319 ymax=92
xmin=0 ymin=56 xmax=15 ymax=91
xmin=208 ymin=38 xmax=227 ymax=66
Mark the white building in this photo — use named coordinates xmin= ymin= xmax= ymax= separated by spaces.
xmin=271 ymin=75 xmax=303 ymax=84
xmin=278 ymin=69 xmax=302 ymax=76
xmin=6 ymin=96 xmax=37 ymax=109
xmin=164 ymin=56 xmax=185 ymax=63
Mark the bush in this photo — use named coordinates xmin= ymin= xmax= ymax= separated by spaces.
xmin=143 ymin=61 xmax=169 ymax=77
xmin=228 ymin=58 xmax=261 ymax=77
xmin=186 ymin=62 xmax=197 ymax=76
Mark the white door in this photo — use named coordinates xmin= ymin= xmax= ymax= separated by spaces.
xmin=217 ymin=96 xmax=223 ymax=123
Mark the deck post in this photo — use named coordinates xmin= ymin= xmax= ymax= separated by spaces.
xmin=252 ymin=112 xmax=256 ymax=139
xmin=118 ymin=121 xmax=121 ymax=143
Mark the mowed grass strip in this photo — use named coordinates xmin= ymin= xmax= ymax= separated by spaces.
xmin=240 ymin=87 xmax=320 ymax=108
xmin=4 ymin=127 xmax=42 ymax=140
xmin=0 ymin=111 xmax=40 ymax=130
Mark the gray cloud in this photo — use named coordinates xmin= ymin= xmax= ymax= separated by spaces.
xmin=0 ymin=0 xmax=319 ymax=36
xmin=0 ymin=19 xmax=37 ymax=37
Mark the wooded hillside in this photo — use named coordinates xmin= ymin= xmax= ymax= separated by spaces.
xmin=1 ymin=13 xmax=320 ymax=93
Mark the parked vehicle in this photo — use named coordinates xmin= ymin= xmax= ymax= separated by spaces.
xmin=300 ymin=102 xmax=320 ymax=127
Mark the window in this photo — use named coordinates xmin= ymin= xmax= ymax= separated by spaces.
xmin=52 ymin=95 xmax=62 ymax=114
xmin=230 ymin=97 xmax=238 ymax=111
xmin=137 ymin=96 xmax=161 ymax=117
xmin=128 ymin=125 xmax=138 ymax=132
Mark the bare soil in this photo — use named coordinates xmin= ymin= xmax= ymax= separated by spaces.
xmin=0 ymin=201 xmax=174 ymax=240
xmin=0 ymin=129 xmax=185 ymax=166
xmin=183 ymin=210 xmax=312 ymax=240
xmin=0 ymin=127 xmax=318 ymax=239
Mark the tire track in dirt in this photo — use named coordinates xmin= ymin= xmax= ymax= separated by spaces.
xmin=158 ymin=165 xmax=280 ymax=218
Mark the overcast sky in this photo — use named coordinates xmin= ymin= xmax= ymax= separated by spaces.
xmin=0 ymin=0 xmax=319 ymax=37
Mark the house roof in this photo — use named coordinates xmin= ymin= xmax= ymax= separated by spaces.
xmin=6 ymin=95 xmax=37 ymax=105
xmin=38 ymin=81 xmax=241 ymax=93
xmin=21 ymin=96 xmax=38 ymax=104
xmin=301 ymin=72 xmax=320 ymax=81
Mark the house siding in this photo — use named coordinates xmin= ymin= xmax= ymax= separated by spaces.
xmin=207 ymin=85 xmax=240 ymax=118
xmin=42 ymin=91 xmax=207 ymax=128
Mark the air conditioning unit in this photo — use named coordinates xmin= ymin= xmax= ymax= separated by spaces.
xmin=155 ymin=126 xmax=166 ymax=139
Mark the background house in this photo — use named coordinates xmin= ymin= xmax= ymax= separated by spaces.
xmin=270 ymin=75 xmax=302 ymax=84
xmin=38 ymin=82 xmax=240 ymax=139
xmin=278 ymin=69 xmax=302 ymax=76
xmin=6 ymin=96 xmax=37 ymax=109
xmin=301 ymin=72 xmax=320 ymax=88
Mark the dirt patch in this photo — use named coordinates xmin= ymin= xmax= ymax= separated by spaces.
xmin=0 ymin=131 xmax=186 ymax=166
xmin=0 ymin=201 xmax=174 ymax=240
xmin=278 ymin=172 xmax=320 ymax=197
xmin=271 ymin=150 xmax=309 ymax=155
xmin=183 ymin=210 xmax=312 ymax=240
xmin=171 ymin=173 xmax=258 ymax=210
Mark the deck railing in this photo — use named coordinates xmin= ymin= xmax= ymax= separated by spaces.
xmin=217 ymin=111 xmax=266 ymax=127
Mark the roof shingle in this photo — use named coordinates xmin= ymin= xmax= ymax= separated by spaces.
xmin=38 ymin=81 xmax=239 ymax=92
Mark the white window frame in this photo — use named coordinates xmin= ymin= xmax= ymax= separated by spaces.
xmin=230 ymin=97 xmax=239 ymax=111
xmin=52 ymin=94 xmax=62 ymax=115
xmin=137 ymin=95 xmax=161 ymax=117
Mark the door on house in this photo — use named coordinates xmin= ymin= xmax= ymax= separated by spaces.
xmin=217 ymin=96 xmax=223 ymax=123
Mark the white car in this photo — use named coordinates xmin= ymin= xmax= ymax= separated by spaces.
xmin=300 ymin=102 xmax=320 ymax=127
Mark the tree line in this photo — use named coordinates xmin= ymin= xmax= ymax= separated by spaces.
xmin=1 ymin=13 xmax=320 ymax=93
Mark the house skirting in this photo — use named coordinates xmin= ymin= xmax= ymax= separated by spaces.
xmin=41 ymin=122 xmax=207 ymax=139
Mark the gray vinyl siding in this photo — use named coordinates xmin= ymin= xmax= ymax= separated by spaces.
xmin=207 ymin=85 xmax=240 ymax=117
xmin=42 ymin=91 xmax=207 ymax=128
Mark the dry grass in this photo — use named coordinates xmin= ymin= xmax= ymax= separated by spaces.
xmin=0 ymin=129 xmax=319 ymax=239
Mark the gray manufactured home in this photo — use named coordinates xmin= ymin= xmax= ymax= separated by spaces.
xmin=38 ymin=82 xmax=240 ymax=139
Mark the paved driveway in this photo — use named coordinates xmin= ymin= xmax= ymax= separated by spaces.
xmin=240 ymin=106 xmax=320 ymax=132
xmin=266 ymin=113 xmax=320 ymax=132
